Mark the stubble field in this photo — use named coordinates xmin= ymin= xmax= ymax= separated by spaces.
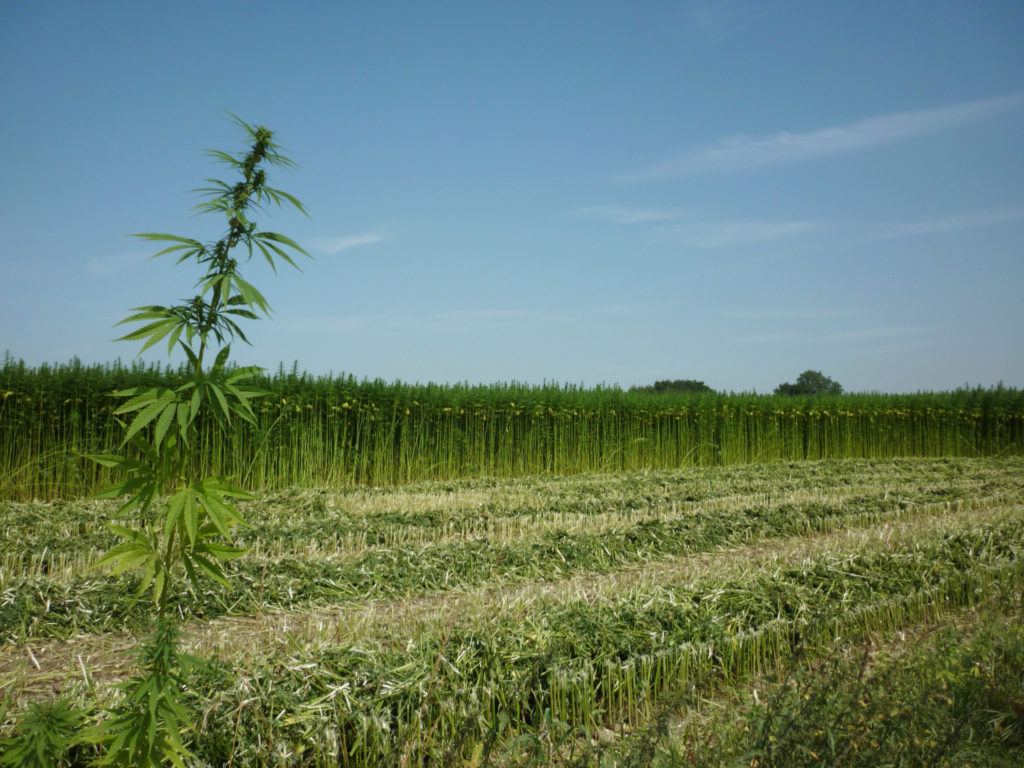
xmin=2 ymin=456 xmax=1023 ymax=765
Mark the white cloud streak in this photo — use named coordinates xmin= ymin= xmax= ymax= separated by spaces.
xmin=682 ymin=0 xmax=778 ymax=42
xmin=617 ymin=93 xmax=1024 ymax=182
xmin=867 ymin=205 xmax=1024 ymax=241
xmin=722 ymin=308 xmax=857 ymax=320
xmin=287 ymin=309 xmax=564 ymax=336
xmin=572 ymin=205 xmax=691 ymax=224
xmin=654 ymin=219 xmax=816 ymax=248
xmin=823 ymin=326 xmax=936 ymax=343
xmin=736 ymin=325 xmax=936 ymax=346
xmin=308 ymin=231 xmax=384 ymax=254
xmin=86 ymin=251 xmax=146 ymax=276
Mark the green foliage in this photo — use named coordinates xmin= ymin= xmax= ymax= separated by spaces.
xmin=501 ymin=707 xmax=581 ymax=766
xmin=629 ymin=379 xmax=715 ymax=394
xmin=96 ymin=619 xmax=203 ymax=768
xmin=775 ymin=369 xmax=843 ymax=396
xmin=0 ymin=696 xmax=85 ymax=768
xmin=664 ymin=609 xmax=1024 ymax=767
xmin=73 ymin=117 xmax=304 ymax=767
xmin=86 ymin=115 xmax=306 ymax=613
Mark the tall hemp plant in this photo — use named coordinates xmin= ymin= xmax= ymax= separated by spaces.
xmin=90 ymin=116 xmax=308 ymax=616
xmin=76 ymin=118 xmax=307 ymax=767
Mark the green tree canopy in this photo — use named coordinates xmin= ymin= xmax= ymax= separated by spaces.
xmin=775 ymin=370 xmax=843 ymax=396
xmin=630 ymin=379 xmax=715 ymax=394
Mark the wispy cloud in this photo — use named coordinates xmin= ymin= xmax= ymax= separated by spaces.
xmin=308 ymin=231 xmax=384 ymax=254
xmin=823 ymin=326 xmax=936 ymax=343
xmin=682 ymin=0 xmax=779 ymax=42
xmin=736 ymin=325 xmax=936 ymax=346
xmin=414 ymin=310 xmax=565 ymax=334
xmin=734 ymin=331 xmax=805 ymax=346
xmin=653 ymin=219 xmax=815 ymax=248
xmin=86 ymin=251 xmax=146 ymax=276
xmin=287 ymin=309 xmax=564 ymax=336
xmin=572 ymin=205 xmax=691 ymax=224
xmin=617 ymin=93 xmax=1024 ymax=182
xmin=289 ymin=315 xmax=377 ymax=335
xmin=866 ymin=205 xmax=1024 ymax=241
xmin=722 ymin=308 xmax=857 ymax=321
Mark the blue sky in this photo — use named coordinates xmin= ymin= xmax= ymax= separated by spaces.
xmin=2 ymin=1 xmax=1022 ymax=393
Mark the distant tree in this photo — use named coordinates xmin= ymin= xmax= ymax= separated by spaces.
xmin=630 ymin=379 xmax=715 ymax=394
xmin=774 ymin=370 xmax=843 ymax=396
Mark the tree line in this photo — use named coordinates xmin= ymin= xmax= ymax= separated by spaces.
xmin=631 ymin=370 xmax=843 ymax=396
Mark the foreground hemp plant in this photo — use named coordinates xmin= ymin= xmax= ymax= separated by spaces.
xmin=97 ymin=619 xmax=200 ymax=767
xmin=75 ymin=118 xmax=306 ymax=765
xmin=89 ymin=115 xmax=307 ymax=615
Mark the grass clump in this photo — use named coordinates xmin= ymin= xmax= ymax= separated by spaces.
xmin=0 ymin=695 xmax=89 ymax=768
xmin=645 ymin=604 xmax=1024 ymax=768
